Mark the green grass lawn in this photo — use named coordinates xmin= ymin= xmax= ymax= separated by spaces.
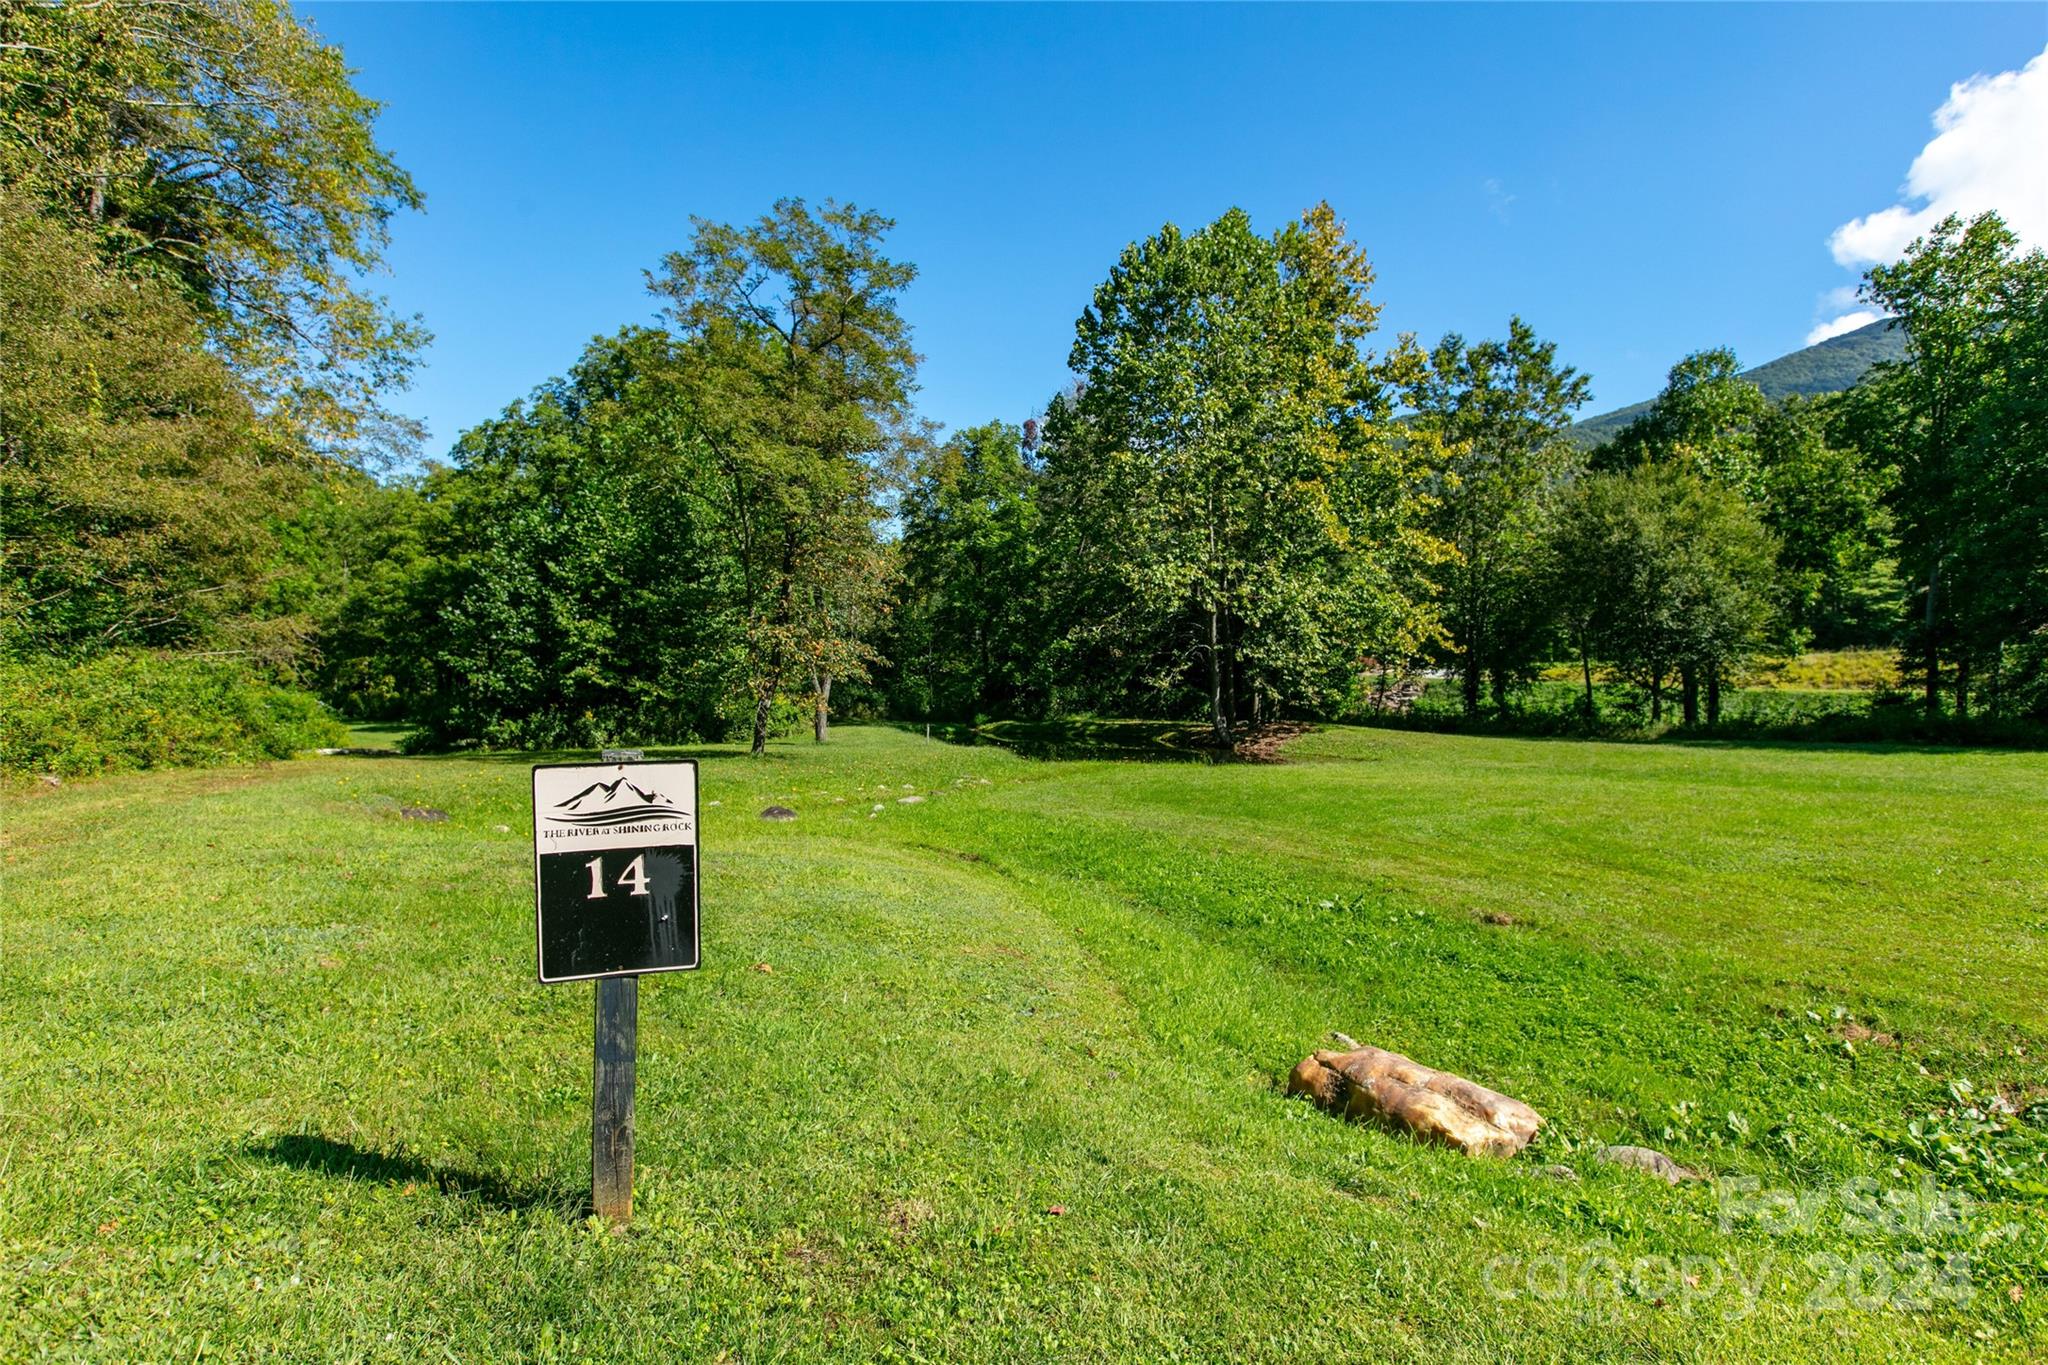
xmin=3 ymin=726 xmax=2043 ymax=1361
xmin=340 ymin=722 xmax=411 ymax=752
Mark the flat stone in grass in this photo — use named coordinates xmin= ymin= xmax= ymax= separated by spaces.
xmin=1287 ymin=1045 xmax=1542 ymax=1157
xmin=399 ymin=806 xmax=449 ymax=822
xmin=1595 ymin=1144 xmax=1702 ymax=1184
xmin=760 ymin=805 xmax=798 ymax=822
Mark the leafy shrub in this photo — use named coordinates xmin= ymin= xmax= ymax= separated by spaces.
xmin=1 ymin=652 xmax=345 ymax=778
xmin=1710 ymin=688 xmax=1869 ymax=725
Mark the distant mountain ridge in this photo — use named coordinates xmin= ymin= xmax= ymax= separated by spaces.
xmin=1569 ymin=317 xmax=1907 ymax=445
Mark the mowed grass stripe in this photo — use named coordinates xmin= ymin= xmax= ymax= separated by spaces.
xmin=915 ymin=729 xmax=2046 ymax=1037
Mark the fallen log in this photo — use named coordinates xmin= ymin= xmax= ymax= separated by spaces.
xmin=1287 ymin=1045 xmax=1542 ymax=1158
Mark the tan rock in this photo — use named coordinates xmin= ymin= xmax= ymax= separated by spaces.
xmin=1287 ymin=1046 xmax=1542 ymax=1158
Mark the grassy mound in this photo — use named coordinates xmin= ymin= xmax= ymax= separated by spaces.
xmin=3 ymin=727 xmax=2042 ymax=1359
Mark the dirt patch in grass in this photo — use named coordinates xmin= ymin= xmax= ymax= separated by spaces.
xmin=1838 ymin=1020 xmax=1897 ymax=1047
xmin=1186 ymin=721 xmax=1319 ymax=763
xmin=883 ymin=1198 xmax=935 ymax=1242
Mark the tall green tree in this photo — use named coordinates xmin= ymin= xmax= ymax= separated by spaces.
xmin=1854 ymin=211 xmax=2048 ymax=717
xmin=1952 ymin=248 xmax=2048 ymax=719
xmin=647 ymin=199 xmax=917 ymax=755
xmin=397 ymin=330 xmax=743 ymax=750
xmin=0 ymin=0 xmax=425 ymax=462
xmin=1404 ymin=316 xmax=1589 ymax=714
xmin=1042 ymin=205 xmax=1442 ymax=738
xmin=0 ymin=190 xmax=307 ymax=666
xmin=1605 ymin=347 xmax=1896 ymax=655
xmin=794 ymin=521 xmax=895 ymax=744
xmin=889 ymin=421 xmax=1046 ymax=720
xmin=296 ymin=470 xmax=447 ymax=720
xmin=1601 ymin=348 xmax=1769 ymax=494
xmin=1550 ymin=465 xmax=1777 ymax=723
xmin=1755 ymin=396 xmax=1898 ymax=647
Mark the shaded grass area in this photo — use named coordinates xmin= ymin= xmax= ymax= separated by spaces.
xmin=2 ymin=727 xmax=2043 ymax=1360
xmin=917 ymin=716 xmax=1224 ymax=762
xmin=340 ymin=721 xmax=412 ymax=752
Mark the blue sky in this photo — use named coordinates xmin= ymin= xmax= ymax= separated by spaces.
xmin=304 ymin=3 xmax=2048 ymax=459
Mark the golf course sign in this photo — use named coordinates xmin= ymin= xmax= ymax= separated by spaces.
xmin=531 ymin=759 xmax=701 ymax=983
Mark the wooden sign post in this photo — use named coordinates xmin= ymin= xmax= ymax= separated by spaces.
xmin=592 ymin=975 xmax=637 ymax=1223
xmin=531 ymin=758 xmax=700 ymax=1226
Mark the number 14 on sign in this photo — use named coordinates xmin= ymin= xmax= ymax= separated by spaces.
xmin=585 ymin=853 xmax=650 ymax=899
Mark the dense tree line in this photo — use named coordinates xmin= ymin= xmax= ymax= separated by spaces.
xmin=874 ymin=209 xmax=2045 ymax=734
xmin=5 ymin=3 xmax=2043 ymax=769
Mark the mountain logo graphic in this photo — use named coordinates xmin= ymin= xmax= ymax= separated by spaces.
xmin=549 ymin=777 xmax=689 ymax=827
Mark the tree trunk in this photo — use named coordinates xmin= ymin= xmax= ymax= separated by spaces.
xmin=1681 ymin=665 xmax=1699 ymax=727
xmin=1955 ymin=655 xmax=1970 ymax=722
xmin=751 ymin=689 xmax=771 ymax=758
xmin=1206 ymin=607 xmax=1228 ymax=742
xmin=1489 ymin=665 xmax=1508 ymax=714
xmin=1224 ymin=611 xmax=1240 ymax=731
xmin=1579 ymin=644 xmax=1595 ymax=721
xmin=1706 ymin=669 xmax=1721 ymax=726
xmin=1923 ymin=555 xmax=1942 ymax=719
xmin=812 ymin=672 xmax=832 ymax=743
xmin=1462 ymin=642 xmax=1482 ymax=718
xmin=1650 ymin=673 xmax=1663 ymax=722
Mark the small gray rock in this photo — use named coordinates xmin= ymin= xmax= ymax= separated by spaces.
xmin=38 ymin=774 xmax=62 ymax=788
xmin=400 ymin=806 xmax=449 ymax=822
xmin=760 ymin=805 xmax=798 ymax=822
xmin=1595 ymin=1144 xmax=1701 ymax=1184
xmin=1537 ymin=1164 xmax=1580 ymax=1182
xmin=492 ymin=824 xmax=510 ymax=834
xmin=897 ymin=794 xmax=926 ymax=805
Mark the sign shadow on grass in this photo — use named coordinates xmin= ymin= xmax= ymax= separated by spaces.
xmin=249 ymin=1134 xmax=580 ymax=1216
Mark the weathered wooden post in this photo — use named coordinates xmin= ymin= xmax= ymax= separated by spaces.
xmin=592 ymin=975 xmax=637 ymax=1224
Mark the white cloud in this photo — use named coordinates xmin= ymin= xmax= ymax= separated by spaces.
xmin=1829 ymin=44 xmax=2048 ymax=266
xmin=1806 ymin=45 xmax=2047 ymax=344
xmin=1805 ymin=310 xmax=1884 ymax=346
xmin=1820 ymin=284 xmax=1864 ymax=313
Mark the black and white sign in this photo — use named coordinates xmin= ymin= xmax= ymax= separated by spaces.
xmin=532 ymin=760 xmax=700 ymax=983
